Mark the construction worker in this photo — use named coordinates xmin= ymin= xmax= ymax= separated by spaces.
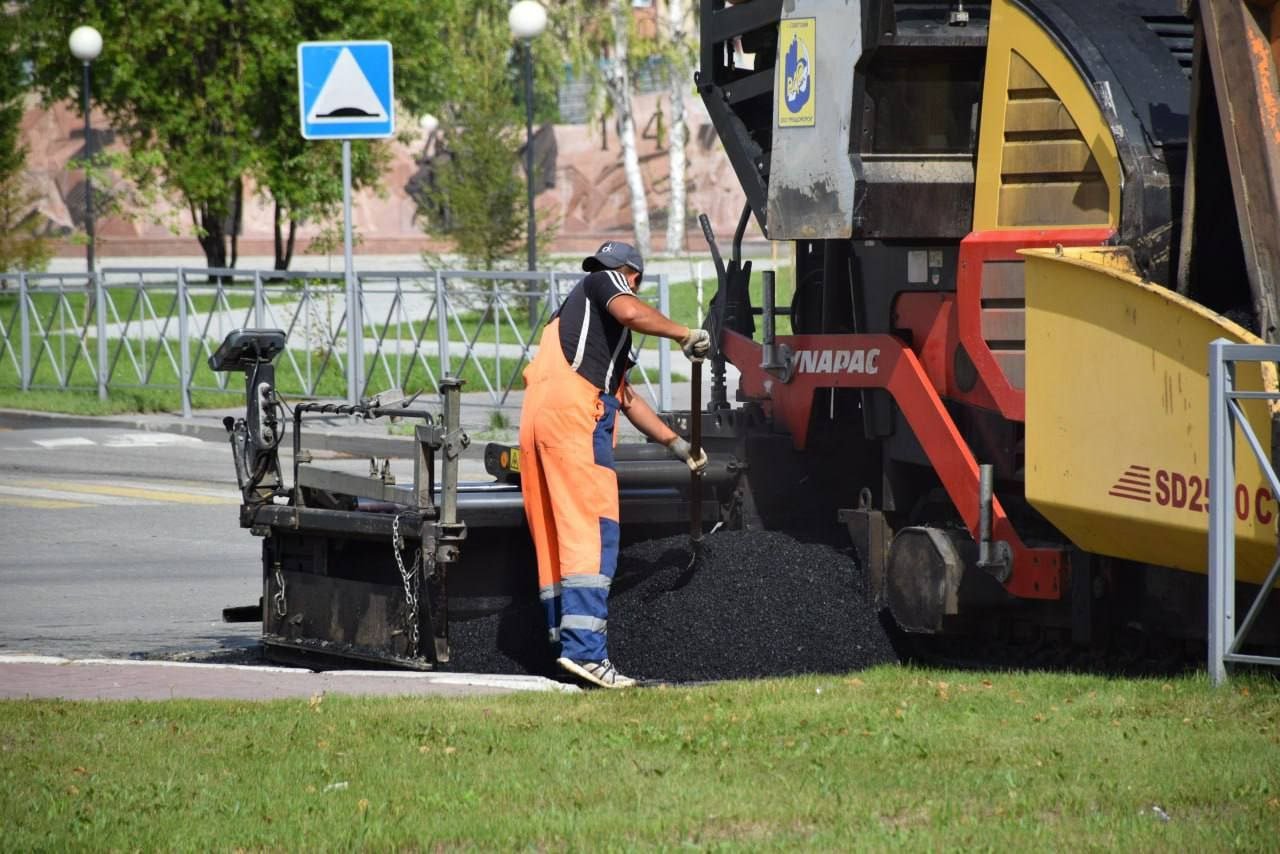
xmin=519 ymin=241 xmax=711 ymax=688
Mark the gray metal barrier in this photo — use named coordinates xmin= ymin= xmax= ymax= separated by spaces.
xmin=0 ymin=267 xmax=674 ymax=416
xmin=1206 ymin=338 xmax=1280 ymax=685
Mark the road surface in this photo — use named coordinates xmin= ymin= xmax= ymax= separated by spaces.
xmin=0 ymin=418 xmax=270 ymax=659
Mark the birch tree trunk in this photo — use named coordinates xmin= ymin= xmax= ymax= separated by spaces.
xmin=604 ymin=0 xmax=651 ymax=256
xmin=665 ymin=0 xmax=690 ymax=255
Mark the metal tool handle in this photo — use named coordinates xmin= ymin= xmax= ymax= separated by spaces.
xmin=690 ymin=359 xmax=703 ymax=541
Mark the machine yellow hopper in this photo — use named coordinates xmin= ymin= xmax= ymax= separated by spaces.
xmin=1024 ymin=246 xmax=1279 ymax=584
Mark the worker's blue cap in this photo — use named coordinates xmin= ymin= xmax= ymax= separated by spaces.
xmin=582 ymin=241 xmax=644 ymax=277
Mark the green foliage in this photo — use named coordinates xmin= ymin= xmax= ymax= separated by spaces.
xmin=0 ymin=12 xmax=51 ymax=273
xmin=412 ymin=0 xmax=568 ymax=272
xmin=414 ymin=5 xmax=533 ymax=271
xmin=242 ymin=1 xmax=457 ymax=269
xmin=547 ymin=1 xmax=682 ymax=125
xmin=16 ymin=1 xmax=458 ymax=270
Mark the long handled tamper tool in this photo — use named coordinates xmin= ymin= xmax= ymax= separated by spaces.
xmin=688 ymin=355 xmax=704 ymax=570
xmin=685 ymin=211 xmax=729 ymax=573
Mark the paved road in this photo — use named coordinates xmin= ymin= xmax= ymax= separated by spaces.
xmin=0 ymin=421 xmax=265 ymax=660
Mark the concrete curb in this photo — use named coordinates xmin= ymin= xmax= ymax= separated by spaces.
xmin=0 ymin=654 xmax=579 ymax=699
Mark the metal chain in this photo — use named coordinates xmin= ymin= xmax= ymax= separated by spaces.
xmin=392 ymin=513 xmax=422 ymax=657
xmin=272 ymin=560 xmax=287 ymax=618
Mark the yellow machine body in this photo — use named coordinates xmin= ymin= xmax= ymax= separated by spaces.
xmin=1024 ymin=247 xmax=1279 ymax=584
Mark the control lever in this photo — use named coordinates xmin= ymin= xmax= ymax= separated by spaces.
xmin=698 ymin=206 xmax=754 ymax=409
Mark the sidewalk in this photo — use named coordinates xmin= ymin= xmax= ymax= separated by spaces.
xmin=0 ymin=655 xmax=577 ymax=700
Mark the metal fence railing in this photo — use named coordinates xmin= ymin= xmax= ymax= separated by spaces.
xmin=1206 ymin=338 xmax=1280 ymax=685
xmin=0 ymin=267 xmax=674 ymax=416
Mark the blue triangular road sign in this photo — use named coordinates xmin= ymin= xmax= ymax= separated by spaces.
xmin=298 ymin=41 xmax=395 ymax=140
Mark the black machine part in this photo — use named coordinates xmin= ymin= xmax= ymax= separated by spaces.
xmin=885 ymin=526 xmax=965 ymax=633
xmin=209 ymin=329 xmax=287 ymax=502
xmin=482 ymin=440 xmax=740 ymax=492
xmin=210 ymin=328 xmax=470 ymax=669
xmin=698 ymin=208 xmax=756 ymax=410
xmin=207 ymin=328 xmax=287 ymax=372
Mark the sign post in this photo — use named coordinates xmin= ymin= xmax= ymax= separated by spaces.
xmin=297 ymin=40 xmax=395 ymax=405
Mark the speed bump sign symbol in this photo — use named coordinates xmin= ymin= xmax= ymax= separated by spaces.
xmin=297 ymin=41 xmax=395 ymax=140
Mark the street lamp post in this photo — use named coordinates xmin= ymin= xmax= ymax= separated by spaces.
xmin=509 ymin=1 xmax=547 ymax=273
xmin=69 ymin=25 xmax=103 ymax=273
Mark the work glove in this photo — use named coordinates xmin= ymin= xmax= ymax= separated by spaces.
xmin=667 ymin=436 xmax=709 ymax=474
xmin=680 ymin=328 xmax=711 ymax=362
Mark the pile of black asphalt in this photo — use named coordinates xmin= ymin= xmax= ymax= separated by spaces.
xmin=609 ymin=530 xmax=898 ymax=682
xmin=447 ymin=529 xmax=899 ymax=683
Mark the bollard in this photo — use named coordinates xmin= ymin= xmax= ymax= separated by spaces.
xmin=18 ymin=272 xmax=31 ymax=391
xmin=18 ymin=272 xmax=29 ymax=391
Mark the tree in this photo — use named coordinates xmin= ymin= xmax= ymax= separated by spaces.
xmin=416 ymin=21 xmax=525 ymax=271
xmin=17 ymin=1 xmax=456 ymax=270
xmin=413 ymin=2 xmax=560 ymax=271
xmin=550 ymin=1 xmax=659 ymax=257
xmin=662 ymin=0 xmax=692 ymax=255
xmin=602 ymin=0 xmax=650 ymax=256
xmin=0 ymin=11 xmax=50 ymax=274
xmin=244 ymin=2 xmax=457 ymax=270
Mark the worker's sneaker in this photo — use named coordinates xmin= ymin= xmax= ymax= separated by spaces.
xmin=556 ymin=657 xmax=636 ymax=689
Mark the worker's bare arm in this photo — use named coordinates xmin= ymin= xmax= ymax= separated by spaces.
xmin=606 ymin=294 xmax=689 ymax=342
xmin=619 ymin=385 xmax=679 ymax=445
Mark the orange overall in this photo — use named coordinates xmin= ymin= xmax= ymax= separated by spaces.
xmin=519 ymin=318 xmax=624 ymax=662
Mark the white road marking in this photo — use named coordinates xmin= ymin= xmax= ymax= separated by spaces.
xmin=101 ymin=433 xmax=207 ymax=448
xmin=0 ymin=484 xmax=135 ymax=505
xmin=32 ymin=437 xmax=96 ymax=449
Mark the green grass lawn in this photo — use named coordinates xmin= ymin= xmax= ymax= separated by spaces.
xmin=1 ymin=667 xmax=1276 ymax=849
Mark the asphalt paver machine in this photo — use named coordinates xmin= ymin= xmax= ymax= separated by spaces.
xmin=212 ymin=0 xmax=1280 ymax=673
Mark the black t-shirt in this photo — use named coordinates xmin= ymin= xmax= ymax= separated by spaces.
xmin=556 ymin=269 xmax=636 ymax=394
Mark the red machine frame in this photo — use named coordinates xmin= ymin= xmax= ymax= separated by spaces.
xmin=723 ymin=228 xmax=1114 ymax=601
